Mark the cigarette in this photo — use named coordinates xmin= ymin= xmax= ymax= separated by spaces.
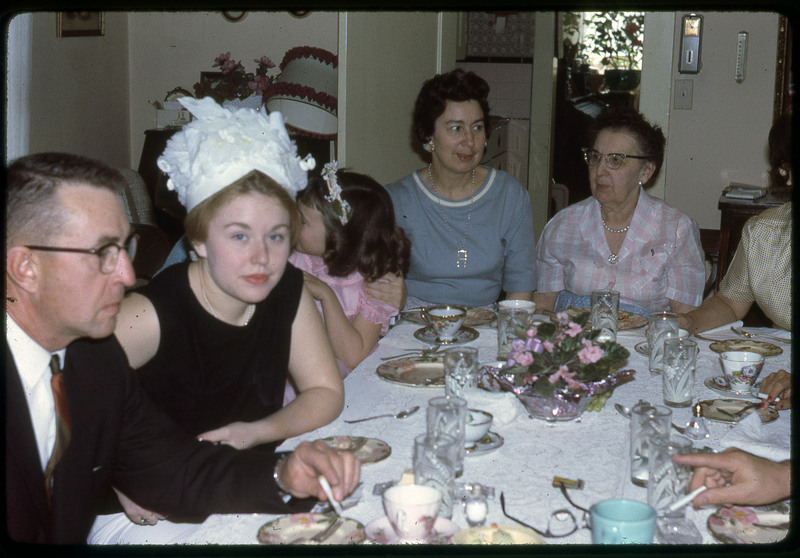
xmin=317 ymin=475 xmax=344 ymax=516
xmin=667 ymin=485 xmax=707 ymax=512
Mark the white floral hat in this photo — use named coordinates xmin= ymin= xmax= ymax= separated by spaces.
xmin=157 ymin=96 xmax=315 ymax=212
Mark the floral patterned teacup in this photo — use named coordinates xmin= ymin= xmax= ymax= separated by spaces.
xmin=382 ymin=484 xmax=441 ymax=541
xmin=421 ymin=305 xmax=467 ymax=342
xmin=720 ymin=351 xmax=765 ymax=393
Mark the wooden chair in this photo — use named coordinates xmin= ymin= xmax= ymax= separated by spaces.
xmin=698 ymin=228 xmax=721 ymax=299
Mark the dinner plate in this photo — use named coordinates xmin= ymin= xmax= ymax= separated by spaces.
xmin=365 ymin=516 xmax=458 ymax=544
xmin=376 ymin=356 xmax=445 ymax=388
xmin=465 ymin=432 xmax=504 ymax=456
xmin=452 ymin=524 xmax=546 ymax=545
xmin=707 ymin=501 xmax=790 ymax=544
xmin=564 ymin=307 xmax=647 ymax=330
xmin=413 ymin=326 xmax=480 ymax=345
xmin=634 ymin=341 xmax=649 ymax=356
xmin=703 ymin=376 xmax=761 ymax=397
xmin=402 ymin=307 xmax=497 ymax=327
xmin=318 ymin=436 xmax=391 ymax=464
xmin=257 ymin=513 xmax=365 ymax=544
xmin=708 ymin=339 xmax=783 ymax=357
xmin=698 ymin=398 xmax=778 ymax=424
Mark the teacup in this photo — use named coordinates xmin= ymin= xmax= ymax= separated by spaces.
xmin=382 ymin=484 xmax=441 ymax=541
xmin=719 ymin=351 xmax=765 ymax=393
xmin=464 ymin=409 xmax=493 ymax=448
xmin=590 ymin=499 xmax=657 ymax=544
xmin=421 ymin=305 xmax=467 ymax=342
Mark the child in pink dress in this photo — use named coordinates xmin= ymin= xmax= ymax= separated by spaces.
xmin=284 ymin=163 xmax=411 ymax=403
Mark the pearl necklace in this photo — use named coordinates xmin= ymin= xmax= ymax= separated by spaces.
xmin=199 ymin=267 xmax=255 ymax=326
xmin=600 ymin=210 xmax=630 ymax=265
xmin=427 ymin=164 xmax=475 ymax=269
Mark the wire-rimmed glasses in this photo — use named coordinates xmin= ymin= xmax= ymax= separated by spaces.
xmin=26 ymin=232 xmax=139 ymax=274
xmin=500 ymin=484 xmax=590 ymax=538
xmin=582 ymin=147 xmax=649 ymax=170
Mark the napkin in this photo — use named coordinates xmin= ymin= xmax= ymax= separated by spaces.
xmin=719 ymin=411 xmax=790 ymax=462
xmin=461 ymin=387 xmax=518 ymax=427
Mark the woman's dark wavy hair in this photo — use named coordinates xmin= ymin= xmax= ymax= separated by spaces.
xmin=297 ymin=170 xmax=410 ymax=282
xmin=412 ymin=69 xmax=492 ymax=144
xmin=768 ymin=114 xmax=792 ymax=194
xmin=586 ymin=107 xmax=666 ymax=179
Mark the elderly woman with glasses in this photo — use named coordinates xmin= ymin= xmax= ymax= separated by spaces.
xmin=534 ymin=107 xmax=705 ymax=316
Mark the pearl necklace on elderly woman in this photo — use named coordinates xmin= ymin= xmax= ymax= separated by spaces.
xmin=600 ymin=209 xmax=631 ymax=265
xmin=427 ymin=163 xmax=475 ymax=269
xmin=198 ymin=266 xmax=255 ymax=326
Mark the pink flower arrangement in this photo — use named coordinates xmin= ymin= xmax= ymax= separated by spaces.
xmin=504 ymin=309 xmax=631 ymax=396
xmin=195 ymin=52 xmax=279 ymax=102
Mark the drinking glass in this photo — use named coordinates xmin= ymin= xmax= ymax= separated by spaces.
xmin=661 ymin=338 xmax=698 ymax=408
xmin=647 ymin=435 xmax=703 ymax=544
xmin=426 ymin=396 xmax=466 ymax=477
xmin=413 ymin=433 xmax=457 ymax=518
xmin=646 ymin=312 xmax=679 ymax=375
xmin=444 ymin=347 xmax=478 ymax=399
xmin=591 ymin=290 xmax=620 ymax=343
xmin=496 ymin=300 xmax=536 ymax=360
xmin=629 ymin=401 xmax=672 ymax=486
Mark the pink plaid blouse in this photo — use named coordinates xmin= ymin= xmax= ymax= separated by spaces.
xmin=536 ymin=189 xmax=705 ymax=312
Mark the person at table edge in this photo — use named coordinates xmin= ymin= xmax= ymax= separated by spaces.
xmin=535 ymin=107 xmax=705 ymax=316
xmin=681 ymin=115 xmax=791 ymax=334
xmin=385 ymin=69 xmax=537 ymax=308
xmin=5 ymin=152 xmax=360 ymax=544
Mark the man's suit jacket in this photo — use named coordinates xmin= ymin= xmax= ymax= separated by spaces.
xmin=5 ymin=335 xmax=311 ymax=544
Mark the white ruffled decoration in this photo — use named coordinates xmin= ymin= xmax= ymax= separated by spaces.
xmin=157 ymin=96 xmax=315 ymax=212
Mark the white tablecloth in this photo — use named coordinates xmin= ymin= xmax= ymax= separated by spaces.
xmin=157 ymin=320 xmax=794 ymax=545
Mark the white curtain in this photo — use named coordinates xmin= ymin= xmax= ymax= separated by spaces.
xmin=6 ymin=12 xmax=32 ymax=163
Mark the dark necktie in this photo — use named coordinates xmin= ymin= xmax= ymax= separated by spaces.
xmin=43 ymin=354 xmax=71 ymax=506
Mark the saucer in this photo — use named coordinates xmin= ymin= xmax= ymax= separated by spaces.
xmin=698 ymin=398 xmax=779 ymax=424
xmin=376 ymin=356 xmax=445 ymax=388
xmin=365 ymin=516 xmax=458 ymax=544
xmin=414 ymin=326 xmax=479 ymax=345
xmin=465 ymin=431 xmax=504 ymax=456
xmin=708 ymin=339 xmax=782 ymax=357
xmin=703 ymin=376 xmax=761 ymax=398
xmin=708 ymin=501 xmax=790 ymax=544
xmin=402 ymin=307 xmax=496 ymax=327
xmin=453 ymin=524 xmax=545 ymax=544
xmin=634 ymin=341 xmax=649 ymax=356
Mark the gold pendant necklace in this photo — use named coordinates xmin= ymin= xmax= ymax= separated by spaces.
xmin=427 ymin=164 xmax=475 ymax=269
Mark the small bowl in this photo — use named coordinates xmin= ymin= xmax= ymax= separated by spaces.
xmin=464 ymin=409 xmax=493 ymax=447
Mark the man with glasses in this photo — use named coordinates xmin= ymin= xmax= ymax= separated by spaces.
xmin=5 ymin=152 xmax=360 ymax=544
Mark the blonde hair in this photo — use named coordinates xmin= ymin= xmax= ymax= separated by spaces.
xmin=184 ymin=170 xmax=301 ymax=246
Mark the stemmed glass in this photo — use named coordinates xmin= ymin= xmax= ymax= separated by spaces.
xmin=647 ymin=435 xmax=703 ymax=543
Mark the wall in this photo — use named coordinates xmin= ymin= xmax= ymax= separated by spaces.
xmin=661 ymin=11 xmax=779 ymax=229
xmin=28 ymin=12 xmax=131 ymax=167
xmin=127 ymin=11 xmax=338 ymax=167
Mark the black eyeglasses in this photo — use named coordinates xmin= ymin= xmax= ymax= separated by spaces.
xmin=26 ymin=232 xmax=139 ymax=274
xmin=582 ymin=147 xmax=649 ymax=170
xmin=500 ymin=484 xmax=590 ymax=538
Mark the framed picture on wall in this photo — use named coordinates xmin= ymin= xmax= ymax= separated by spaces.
xmin=57 ymin=12 xmax=104 ymax=37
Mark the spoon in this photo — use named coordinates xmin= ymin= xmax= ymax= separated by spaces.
xmin=344 ymin=405 xmax=420 ymax=424
xmin=380 ymin=344 xmax=441 ymax=361
xmin=614 ymin=403 xmax=631 ymax=418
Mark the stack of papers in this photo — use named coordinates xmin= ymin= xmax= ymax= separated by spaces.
xmin=724 ymin=183 xmax=766 ymax=200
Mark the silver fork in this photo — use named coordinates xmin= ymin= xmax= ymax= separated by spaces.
xmin=379 ymin=344 xmax=441 ymax=361
xmin=730 ymin=326 xmax=790 ymax=344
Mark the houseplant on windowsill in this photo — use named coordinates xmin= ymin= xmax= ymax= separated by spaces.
xmin=482 ymin=310 xmax=634 ymax=421
xmin=584 ymin=12 xmax=644 ymax=92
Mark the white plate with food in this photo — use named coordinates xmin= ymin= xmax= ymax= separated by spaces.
xmin=318 ymin=436 xmax=391 ymax=464
xmin=452 ymin=523 xmax=545 ymax=545
xmin=376 ymin=356 xmax=445 ymax=388
xmin=257 ymin=513 xmax=365 ymax=544
xmin=707 ymin=501 xmax=790 ymax=544
xmin=698 ymin=398 xmax=778 ymax=424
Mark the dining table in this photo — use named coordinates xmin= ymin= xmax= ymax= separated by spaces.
xmin=176 ymin=313 xmax=792 ymax=546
